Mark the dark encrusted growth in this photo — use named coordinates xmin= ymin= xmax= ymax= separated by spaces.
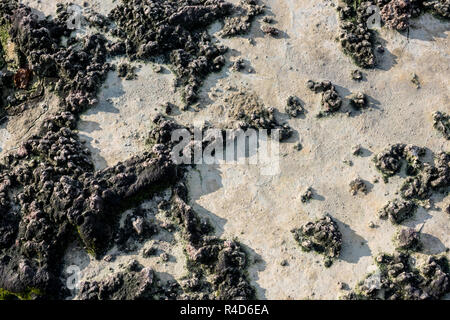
xmin=306 ymin=80 xmax=342 ymax=115
xmin=231 ymin=57 xmax=245 ymax=72
xmin=292 ymin=215 xmax=342 ymax=267
xmin=337 ymin=2 xmax=376 ymax=68
xmin=285 ymin=95 xmax=304 ymax=118
xmin=349 ymin=177 xmax=368 ymax=195
xmin=171 ymin=185 xmax=255 ymax=299
xmin=374 ymin=144 xmax=425 ymax=180
xmin=8 ymin=5 xmax=111 ymax=113
xmin=108 ymin=0 xmax=258 ymax=104
xmin=335 ymin=0 xmax=449 ymax=67
xmin=400 ymin=150 xmax=449 ymax=200
xmin=301 ymin=187 xmax=313 ymax=203
xmin=260 ymin=24 xmax=279 ymax=36
xmin=378 ymin=0 xmax=450 ymax=25
xmin=379 ymin=198 xmax=417 ymax=223
xmin=395 ymin=227 xmax=422 ymax=251
xmin=0 ymin=111 xmax=178 ymax=298
xmin=351 ymin=69 xmax=363 ymax=81
xmin=375 ymin=144 xmax=449 ymax=224
xmin=0 ymin=1 xmax=261 ymax=301
xmin=117 ymin=62 xmax=136 ymax=80
xmin=423 ymin=0 xmax=450 ymax=18
xmin=226 ymin=89 xmax=293 ymax=141
xmin=380 ymin=0 xmax=412 ymax=31
xmin=349 ymin=92 xmax=367 ymax=109
xmin=78 ymin=264 xmax=181 ymax=300
xmin=345 ymin=252 xmax=450 ymax=300
xmin=432 ymin=111 xmax=450 ymax=140
xmin=220 ymin=0 xmax=265 ymax=37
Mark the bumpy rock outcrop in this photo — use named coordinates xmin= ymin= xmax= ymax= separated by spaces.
xmin=395 ymin=227 xmax=422 ymax=251
xmin=0 ymin=111 xmax=179 ymax=298
xmin=423 ymin=0 xmax=450 ymax=18
xmin=374 ymin=144 xmax=449 ymax=224
xmin=335 ymin=0 xmax=449 ymax=68
xmin=380 ymin=0 xmax=412 ymax=31
xmin=350 ymin=92 xmax=367 ymax=109
xmin=349 ymin=177 xmax=368 ymax=195
xmin=345 ymin=253 xmax=450 ymax=300
xmin=433 ymin=111 xmax=450 ymax=140
xmin=307 ymin=80 xmax=343 ymax=115
xmin=374 ymin=144 xmax=425 ymax=179
xmin=220 ymin=0 xmax=264 ymax=37
xmin=337 ymin=1 xmax=376 ymax=68
xmin=379 ymin=198 xmax=417 ymax=223
xmin=225 ymin=89 xmax=293 ymax=141
xmin=2 ymin=5 xmax=111 ymax=114
xmin=285 ymin=96 xmax=304 ymax=118
xmin=292 ymin=215 xmax=342 ymax=267
xmin=78 ymin=264 xmax=179 ymax=300
xmin=108 ymin=0 xmax=260 ymax=104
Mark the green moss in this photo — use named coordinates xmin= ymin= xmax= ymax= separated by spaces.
xmin=75 ymin=225 xmax=99 ymax=258
xmin=374 ymin=253 xmax=391 ymax=274
xmin=0 ymin=22 xmax=19 ymax=70
xmin=0 ymin=287 xmax=42 ymax=300
xmin=0 ymin=24 xmax=9 ymax=69
xmin=353 ymin=0 xmax=362 ymax=12
xmin=0 ymin=23 xmax=10 ymax=54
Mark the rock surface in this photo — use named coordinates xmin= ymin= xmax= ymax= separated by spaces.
xmin=0 ymin=0 xmax=448 ymax=301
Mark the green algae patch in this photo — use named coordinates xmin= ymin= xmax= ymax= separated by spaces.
xmin=0 ymin=287 xmax=42 ymax=300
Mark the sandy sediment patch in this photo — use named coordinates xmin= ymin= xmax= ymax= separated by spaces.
xmin=77 ymin=62 xmax=182 ymax=170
